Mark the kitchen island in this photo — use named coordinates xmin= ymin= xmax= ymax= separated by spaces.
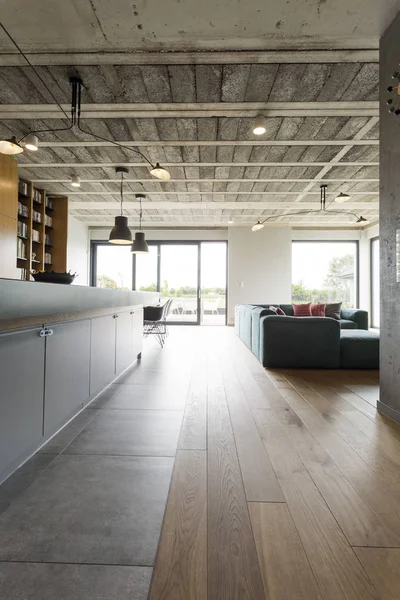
xmin=0 ymin=279 xmax=159 ymax=484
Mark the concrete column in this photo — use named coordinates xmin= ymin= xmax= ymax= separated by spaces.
xmin=378 ymin=11 xmax=400 ymax=422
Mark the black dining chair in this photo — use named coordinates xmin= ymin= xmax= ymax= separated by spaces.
xmin=143 ymin=299 xmax=173 ymax=347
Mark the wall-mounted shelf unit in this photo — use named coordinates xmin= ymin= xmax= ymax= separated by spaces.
xmin=17 ymin=179 xmax=68 ymax=280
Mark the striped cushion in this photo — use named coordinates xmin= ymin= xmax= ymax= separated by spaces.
xmin=311 ymin=303 xmax=326 ymax=317
xmin=293 ymin=303 xmax=312 ymax=317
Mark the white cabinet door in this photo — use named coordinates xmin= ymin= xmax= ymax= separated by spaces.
xmin=90 ymin=314 xmax=116 ymax=396
xmin=132 ymin=308 xmax=143 ymax=358
xmin=115 ymin=311 xmax=133 ymax=375
xmin=0 ymin=327 xmax=45 ymax=482
xmin=44 ymin=319 xmax=91 ymax=436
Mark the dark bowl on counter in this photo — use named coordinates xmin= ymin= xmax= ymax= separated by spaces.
xmin=31 ymin=270 xmax=77 ymax=285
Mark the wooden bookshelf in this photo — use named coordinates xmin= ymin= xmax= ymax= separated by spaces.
xmin=17 ymin=179 xmax=68 ymax=280
xmin=0 ymin=155 xmax=18 ymax=279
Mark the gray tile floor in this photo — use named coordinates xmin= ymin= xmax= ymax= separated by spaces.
xmin=0 ymin=331 xmax=194 ymax=599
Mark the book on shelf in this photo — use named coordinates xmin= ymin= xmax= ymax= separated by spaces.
xmin=18 ymin=180 xmax=28 ymax=196
xmin=16 ymin=267 xmax=26 ymax=280
xmin=32 ymin=229 xmax=40 ymax=242
xmin=17 ymin=221 xmax=28 ymax=237
xmin=45 ymin=197 xmax=53 ymax=209
xmin=33 ymin=189 xmax=42 ymax=204
xmin=32 ymin=209 xmax=42 ymax=223
xmin=45 ymin=214 xmax=53 ymax=227
xmin=17 ymin=237 xmax=27 ymax=259
xmin=45 ymin=233 xmax=52 ymax=245
xmin=17 ymin=201 xmax=29 ymax=218
xmin=45 ymin=252 xmax=52 ymax=265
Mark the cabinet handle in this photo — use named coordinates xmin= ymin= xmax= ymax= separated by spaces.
xmin=113 ymin=314 xmax=119 ymax=319
xmin=130 ymin=311 xmax=135 ymax=315
xmin=39 ymin=327 xmax=54 ymax=337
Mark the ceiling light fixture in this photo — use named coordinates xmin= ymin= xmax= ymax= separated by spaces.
xmin=0 ymin=136 xmax=23 ymax=155
xmin=24 ymin=134 xmax=39 ymax=152
xmin=131 ymin=193 xmax=149 ymax=254
xmin=228 ymin=219 xmax=234 ymax=224
xmin=253 ymin=115 xmax=267 ymax=136
xmin=109 ymin=167 xmax=132 ymax=245
xmin=335 ymin=192 xmax=351 ymax=203
xmin=0 ymin=23 xmax=172 ymax=182
xmin=150 ymin=163 xmax=171 ymax=181
xmin=252 ymin=221 xmax=264 ymax=232
xmin=251 ymin=184 xmax=370 ymax=230
xmin=70 ymin=175 xmax=81 ymax=188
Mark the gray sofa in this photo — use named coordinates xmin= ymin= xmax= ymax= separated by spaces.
xmin=235 ymin=303 xmax=375 ymax=369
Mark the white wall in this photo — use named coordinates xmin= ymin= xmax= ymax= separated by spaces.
xmin=228 ymin=227 xmax=292 ymax=324
xmin=67 ymin=215 xmax=89 ymax=286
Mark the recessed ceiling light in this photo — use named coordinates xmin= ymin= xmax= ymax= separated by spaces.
xmin=253 ymin=115 xmax=267 ymax=136
xmin=71 ymin=175 xmax=81 ymax=188
xmin=228 ymin=219 xmax=234 ymax=224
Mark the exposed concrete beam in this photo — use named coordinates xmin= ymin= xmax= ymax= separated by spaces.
xmin=30 ymin=178 xmax=380 ymax=184
xmin=37 ymin=140 xmax=379 ymax=148
xmin=0 ymin=50 xmax=379 ymax=67
xmin=1 ymin=102 xmax=379 ymax=119
xmin=18 ymin=161 xmax=379 ymax=169
xmin=66 ymin=191 xmax=378 ymax=197
xmin=69 ymin=201 xmax=379 ymax=210
xmin=79 ymin=219 xmax=375 ymax=229
xmin=293 ymin=116 xmax=380 ymax=205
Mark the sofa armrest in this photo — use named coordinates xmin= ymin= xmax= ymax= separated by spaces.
xmin=251 ymin=308 xmax=277 ymax=359
xmin=259 ymin=316 xmax=341 ymax=369
xmin=340 ymin=308 xmax=368 ymax=330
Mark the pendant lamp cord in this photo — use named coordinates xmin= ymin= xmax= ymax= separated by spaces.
xmin=0 ymin=23 xmax=157 ymax=170
xmin=139 ymin=196 xmax=143 ymax=231
xmin=254 ymin=183 xmax=363 ymax=227
xmin=120 ymin=172 xmax=124 ymax=217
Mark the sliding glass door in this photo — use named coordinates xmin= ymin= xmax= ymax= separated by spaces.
xmin=92 ymin=240 xmax=227 ymax=325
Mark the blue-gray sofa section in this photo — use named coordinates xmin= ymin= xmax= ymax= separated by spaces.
xmin=235 ymin=303 xmax=373 ymax=369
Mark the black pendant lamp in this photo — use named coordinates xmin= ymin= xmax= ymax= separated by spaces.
xmin=131 ymin=194 xmax=149 ymax=254
xmin=109 ymin=167 xmax=132 ymax=245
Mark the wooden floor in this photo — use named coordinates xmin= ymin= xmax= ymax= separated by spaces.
xmin=149 ymin=326 xmax=400 ymax=600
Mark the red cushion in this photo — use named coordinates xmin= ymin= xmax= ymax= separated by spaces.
xmin=311 ymin=303 xmax=326 ymax=317
xmin=269 ymin=306 xmax=285 ymax=316
xmin=293 ymin=303 xmax=312 ymax=317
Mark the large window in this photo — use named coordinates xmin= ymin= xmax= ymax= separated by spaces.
xmin=93 ymin=244 xmax=133 ymax=290
xmin=91 ymin=240 xmax=227 ymax=325
xmin=292 ymin=241 xmax=358 ymax=308
xmin=371 ymin=237 xmax=380 ymax=328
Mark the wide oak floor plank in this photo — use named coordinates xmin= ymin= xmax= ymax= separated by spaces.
xmin=254 ymin=375 xmax=397 ymax=547
xmin=219 ymin=357 xmax=284 ymax=502
xmin=253 ymin=408 xmax=379 ymax=600
xmin=249 ymin=502 xmax=322 ymax=600
xmin=178 ymin=359 xmax=207 ymax=450
xmin=149 ymin=450 xmax=207 ymax=600
xmin=207 ymin=359 xmax=265 ymax=600
xmin=355 ymin=548 xmax=400 ymax=600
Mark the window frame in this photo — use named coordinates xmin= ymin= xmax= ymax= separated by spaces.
xmin=291 ymin=240 xmax=360 ymax=308
xmin=90 ymin=239 xmax=229 ymax=326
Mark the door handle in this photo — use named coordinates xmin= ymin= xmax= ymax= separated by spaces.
xmin=39 ymin=327 xmax=53 ymax=337
xmin=113 ymin=314 xmax=119 ymax=319
xmin=130 ymin=311 xmax=135 ymax=315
